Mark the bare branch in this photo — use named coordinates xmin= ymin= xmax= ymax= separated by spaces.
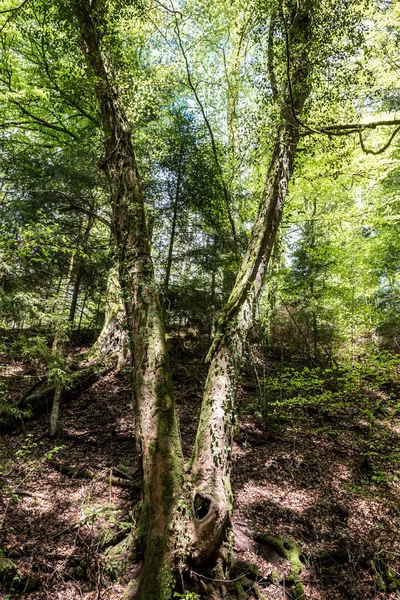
xmin=155 ymin=0 xmax=182 ymax=16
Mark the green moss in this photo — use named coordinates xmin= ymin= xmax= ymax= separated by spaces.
xmin=271 ymin=570 xmax=280 ymax=586
xmin=260 ymin=534 xmax=302 ymax=574
xmin=160 ymin=442 xmax=183 ymax=511
xmin=260 ymin=534 xmax=305 ymax=598
xmin=0 ymin=555 xmax=18 ymax=579
xmin=376 ymin=572 xmax=385 ymax=591
xmin=214 ymin=558 xmax=225 ymax=581
xmin=260 ymin=534 xmax=286 ymax=556
xmin=235 ymin=581 xmax=246 ymax=600
xmin=137 ymin=535 xmax=175 ymax=600
xmin=386 ymin=567 xmax=400 ymax=591
xmin=232 ymin=560 xmax=262 ymax=579
xmin=374 ymin=557 xmax=400 ymax=592
xmin=293 ymin=581 xmax=305 ymax=599
xmin=283 ymin=539 xmax=303 ymax=575
xmin=253 ymin=583 xmax=267 ymax=599
xmin=155 ymin=379 xmax=174 ymax=405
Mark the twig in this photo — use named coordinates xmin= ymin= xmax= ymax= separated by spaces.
xmin=190 ymin=569 xmax=250 ymax=583
xmin=11 ymin=490 xmax=45 ymax=499
xmin=0 ymin=0 xmax=30 ymax=15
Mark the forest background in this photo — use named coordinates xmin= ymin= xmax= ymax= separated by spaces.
xmin=0 ymin=1 xmax=400 ymax=599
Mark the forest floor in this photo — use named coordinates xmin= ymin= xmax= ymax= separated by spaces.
xmin=1 ymin=331 xmax=400 ymax=600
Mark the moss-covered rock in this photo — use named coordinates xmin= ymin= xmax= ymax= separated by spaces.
xmin=259 ymin=534 xmax=303 ymax=574
xmin=258 ymin=534 xmax=305 ymax=598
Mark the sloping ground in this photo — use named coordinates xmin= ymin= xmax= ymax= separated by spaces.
xmin=0 ymin=338 xmax=399 ymax=600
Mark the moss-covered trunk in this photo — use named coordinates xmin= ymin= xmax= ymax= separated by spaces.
xmin=189 ymin=1 xmax=313 ymax=564
xmin=91 ymin=265 xmax=127 ymax=368
xmin=72 ymin=3 xmax=184 ymax=598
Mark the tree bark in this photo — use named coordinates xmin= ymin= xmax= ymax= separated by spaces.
xmin=189 ymin=0 xmax=313 ymax=563
xmin=71 ymin=3 xmax=184 ymax=598
xmin=71 ymin=0 xmax=313 ymax=596
xmin=91 ymin=265 xmax=127 ymax=367
xmin=49 ymin=252 xmax=75 ymax=437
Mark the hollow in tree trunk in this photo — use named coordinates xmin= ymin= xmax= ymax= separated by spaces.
xmin=188 ymin=0 xmax=313 ymax=565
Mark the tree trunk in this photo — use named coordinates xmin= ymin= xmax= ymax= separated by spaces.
xmin=189 ymin=1 xmax=313 ymax=563
xmin=69 ymin=213 xmax=94 ymax=324
xmin=72 ymin=3 xmax=184 ymax=598
xmin=49 ymin=252 xmax=75 ymax=437
xmin=77 ymin=287 xmax=89 ymax=332
xmin=164 ymin=149 xmax=183 ymax=300
xmin=72 ymin=0 xmax=313 ymax=596
xmin=49 ymin=386 xmax=62 ymax=438
xmin=90 ymin=265 xmax=127 ymax=367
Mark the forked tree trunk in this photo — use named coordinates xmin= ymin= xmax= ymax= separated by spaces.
xmin=72 ymin=0 xmax=313 ymax=597
xmin=72 ymin=3 xmax=184 ymax=598
xmin=189 ymin=0 xmax=313 ymax=563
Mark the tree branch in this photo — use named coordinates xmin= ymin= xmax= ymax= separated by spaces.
xmin=0 ymin=0 xmax=30 ymax=34
xmin=9 ymin=99 xmax=78 ymax=140
xmin=0 ymin=0 xmax=30 ymax=14
xmin=358 ymin=125 xmax=400 ymax=155
xmin=280 ymin=1 xmax=400 ymax=153
xmin=267 ymin=12 xmax=278 ymax=100
xmin=30 ymin=189 xmax=112 ymax=229
xmin=301 ymin=119 xmax=400 ymax=136
xmin=173 ymin=7 xmax=239 ymax=254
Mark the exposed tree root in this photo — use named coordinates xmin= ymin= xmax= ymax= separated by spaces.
xmin=175 ymin=547 xmax=267 ymax=600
